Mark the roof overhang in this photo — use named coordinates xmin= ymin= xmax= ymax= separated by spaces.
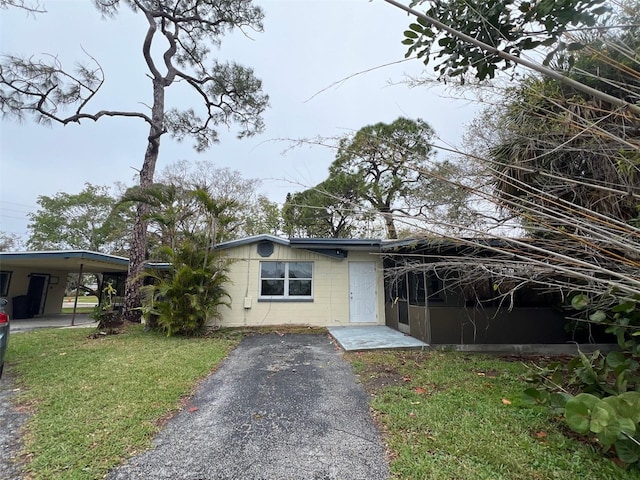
xmin=215 ymin=236 xmax=382 ymax=260
xmin=289 ymin=238 xmax=381 ymax=251
xmin=0 ymin=250 xmax=130 ymax=274
xmin=216 ymin=236 xmax=382 ymax=255
xmin=214 ymin=234 xmax=291 ymax=251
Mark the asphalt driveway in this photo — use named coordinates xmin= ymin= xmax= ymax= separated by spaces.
xmin=107 ymin=333 xmax=389 ymax=480
xmin=0 ymin=374 xmax=28 ymax=480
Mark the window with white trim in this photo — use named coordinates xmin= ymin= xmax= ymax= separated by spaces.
xmin=259 ymin=261 xmax=313 ymax=299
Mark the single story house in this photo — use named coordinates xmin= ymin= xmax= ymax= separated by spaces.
xmin=0 ymin=250 xmax=129 ymax=318
xmin=214 ymin=235 xmax=385 ymax=328
xmin=2 ymin=237 xmax=609 ymax=349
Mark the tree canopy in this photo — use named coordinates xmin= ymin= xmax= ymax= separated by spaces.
xmin=156 ymin=161 xmax=280 ymax=241
xmin=282 ymin=117 xmax=474 ymax=239
xmin=0 ymin=231 xmax=23 ymax=251
xmin=120 ymin=161 xmax=279 ymax=256
xmin=27 ymin=183 xmax=131 ymax=254
xmin=400 ymin=0 xmax=611 ymax=81
xmin=283 ymin=173 xmax=365 ymax=238
xmin=0 ymin=0 xmax=269 ymax=321
xmin=390 ymin=0 xmax=640 ymax=334
xmin=463 ymin=2 xmax=640 ymax=235
xmin=329 ymin=117 xmax=437 ymax=239
xmin=0 ymin=0 xmax=44 ymax=12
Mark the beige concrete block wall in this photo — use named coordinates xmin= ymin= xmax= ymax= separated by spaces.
xmin=3 ymin=267 xmax=68 ymax=316
xmin=43 ymin=276 xmax=68 ymax=315
xmin=216 ymin=244 xmax=385 ymax=328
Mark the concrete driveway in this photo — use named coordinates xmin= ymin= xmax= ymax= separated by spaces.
xmin=107 ymin=333 xmax=389 ymax=480
xmin=10 ymin=314 xmax=95 ymax=333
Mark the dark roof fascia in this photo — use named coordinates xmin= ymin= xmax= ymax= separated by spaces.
xmin=289 ymin=238 xmax=382 ymax=251
xmin=381 ymin=237 xmax=519 ymax=254
xmin=0 ymin=250 xmax=130 ymax=266
xmin=214 ymin=234 xmax=290 ymax=251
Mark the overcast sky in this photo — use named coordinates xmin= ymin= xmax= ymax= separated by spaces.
xmin=0 ymin=0 xmax=479 ymax=243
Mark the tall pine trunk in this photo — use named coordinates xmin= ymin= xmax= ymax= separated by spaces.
xmin=123 ymin=80 xmax=165 ymax=322
xmin=381 ymin=206 xmax=398 ymax=239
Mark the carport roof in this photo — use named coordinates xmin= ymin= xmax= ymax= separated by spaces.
xmin=0 ymin=250 xmax=130 ymax=273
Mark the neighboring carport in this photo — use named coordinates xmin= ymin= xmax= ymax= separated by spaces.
xmin=0 ymin=250 xmax=129 ymax=324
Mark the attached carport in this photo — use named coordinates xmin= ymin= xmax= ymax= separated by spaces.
xmin=0 ymin=251 xmax=129 ymax=323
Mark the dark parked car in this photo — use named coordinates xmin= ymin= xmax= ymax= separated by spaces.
xmin=0 ymin=298 xmax=9 ymax=379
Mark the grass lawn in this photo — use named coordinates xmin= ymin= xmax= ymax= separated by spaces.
xmin=61 ymin=296 xmax=99 ymax=314
xmin=5 ymin=325 xmax=241 ymax=480
xmin=63 ymin=296 xmax=99 ymax=304
xmin=60 ymin=307 xmax=95 ymax=314
xmin=347 ymin=350 xmax=640 ymax=480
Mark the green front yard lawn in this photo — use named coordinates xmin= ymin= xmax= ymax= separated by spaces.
xmin=347 ymin=350 xmax=640 ymax=480
xmin=5 ymin=325 xmax=240 ymax=480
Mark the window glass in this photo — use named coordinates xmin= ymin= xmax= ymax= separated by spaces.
xmin=261 ymin=262 xmax=285 ymax=279
xmin=289 ymin=279 xmax=312 ymax=296
xmin=289 ymin=262 xmax=312 ymax=279
xmin=260 ymin=262 xmax=312 ymax=298
xmin=261 ymin=279 xmax=284 ymax=296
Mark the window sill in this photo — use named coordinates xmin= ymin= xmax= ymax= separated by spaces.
xmin=258 ymin=298 xmax=314 ymax=303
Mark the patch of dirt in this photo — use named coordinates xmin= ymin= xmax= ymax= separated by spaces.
xmin=346 ymin=351 xmax=439 ymax=396
xmin=235 ymin=326 xmax=328 ymax=336
xmin=87 ymin=329 xmax=123 ymax=339
xmin=154 ymin=393 xmax=193 ymax=431
xmin=497 ymin=354 xmax=575 ymax=364
xmin=551 ymin=418 xmax=600 ymax=446
xmin=87 ymin=320 xmax=140 ymax=339
xmin=360 ymin=372 xmax=406 ymax=395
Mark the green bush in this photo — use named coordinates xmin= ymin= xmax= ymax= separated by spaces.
xmin=141 ymin=241 xmax=231 ymax=336
xmin=523 ymin=295 xmax=640 ymax=469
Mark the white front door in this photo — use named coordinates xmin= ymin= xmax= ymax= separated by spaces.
xmin=349 ymin=262 xmax=378 ymax=323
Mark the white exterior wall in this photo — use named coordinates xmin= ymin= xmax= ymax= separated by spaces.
xmin=3 ymin=267 xmax=68 ymax=316
xmin=217 ymin=243 xmax=384 ymax=328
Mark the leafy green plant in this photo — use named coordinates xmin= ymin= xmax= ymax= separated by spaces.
xmin=140 ymin=241 xmax=231 ymax=337
xmin=402 ymin=0 xmax=610 ymax=81
xmin=565 ymin=392 xmax=640 ymax=464
xmin=576 ymin=294 xmax=640 ymax=355
xmin=90 ymin=280 xmax=121 ymax=328
xmin=523 ymin=295 xmax=640 ymax=468
xmin=126 ymin=185 xmax=235 ymax=336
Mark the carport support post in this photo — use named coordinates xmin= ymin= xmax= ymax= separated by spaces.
xmin=71 ymin=263 xmax=84 ymax=327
